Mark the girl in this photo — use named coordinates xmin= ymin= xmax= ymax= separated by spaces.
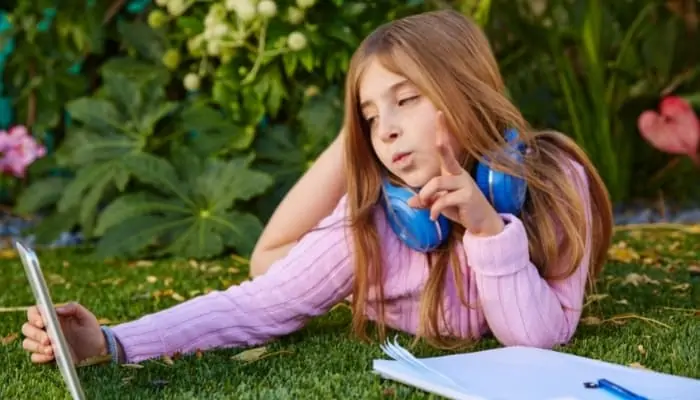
xmin=21 ymin=9 xmax=612 ymax=366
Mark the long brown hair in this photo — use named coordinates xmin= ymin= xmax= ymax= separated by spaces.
xmin=342 ymin=10 xmax=613 ymax=349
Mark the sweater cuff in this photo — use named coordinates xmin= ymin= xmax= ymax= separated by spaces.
xmin=110 ymin=315 xmax=166 ymax=364
xmin=462 ymin=214 xmax=530 ymax=277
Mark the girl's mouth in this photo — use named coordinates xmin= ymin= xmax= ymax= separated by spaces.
xmin=392 ymin=152 xmax=412 ymax=164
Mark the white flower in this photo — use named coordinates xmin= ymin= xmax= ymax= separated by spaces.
xmin=257 ymin=0 xmax=277 ymax=18
xmin=207 ymin=40 xmax=221 ymax=55
xmin=530 ymin=0 xmax=547 ymax=17
xmin=183 ymin=73 xmax=200 ymax=91
xmin=287 ymin=31 xmax=307 ymax=51
xmin=296 ymin=0 xmax=315 ymax=9
xmin=166 ymin=0 xmax=186 ymax=16
xmin=204 ymin=23 xmax=228 ymax=40
xmin=225 ymin=0 xmax=241 ymax=11
xmin=227 ymin=0 xmax=256 ymax=22
xmin=287 ymin=6 xmax=304 ymax=24
xmin=187 ymin=35 xmax=204 ymax=56
xmin=226 ymin=0 xmax=256 ymax=22
xmin=209 ymin=3 xmax=227 ymax=18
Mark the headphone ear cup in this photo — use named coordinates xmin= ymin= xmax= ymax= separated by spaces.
xmin=474 ymin=129 xmax=528 ymax=215
xmin=381 ymin=180 xmax=450 ymax=252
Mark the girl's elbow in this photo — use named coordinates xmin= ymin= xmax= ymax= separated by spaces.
xmin=249 ymin=250 xmax=270 ymax=278
xmin=496 ymin=327 xmax=573 ymax=349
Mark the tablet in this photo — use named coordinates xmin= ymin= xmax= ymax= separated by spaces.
xmin=14 ymin=240 xmax=87 ymax=400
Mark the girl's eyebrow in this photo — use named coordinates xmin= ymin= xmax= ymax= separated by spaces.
xmin=360 ymin=79 xmax=411 ymax=112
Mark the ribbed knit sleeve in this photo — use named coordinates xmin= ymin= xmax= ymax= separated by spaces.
xmin=463 ymin=160 xmax=593 ymax=348
xmin=111 ymin=196 xmax=355 ymax=363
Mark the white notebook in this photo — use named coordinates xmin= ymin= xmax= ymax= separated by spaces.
xmin=373 ymin=337 xmax=700 ymax=400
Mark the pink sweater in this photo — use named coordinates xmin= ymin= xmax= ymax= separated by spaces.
xmin=111 ymin=160 xmax=593 ymax=363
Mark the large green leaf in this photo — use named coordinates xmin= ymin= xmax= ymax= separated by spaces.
xmin=95 ymin=215 xmax=190 ymax=258
xmin=194 ymin=157 xmax=274 ymax=211
xmin=121 ymin=152 xmax=194 ymax=207
xmin=14 ymin=176 xmax=72 ymax=215
xmin=65 ymin=98 xmax=124 ymax=135
xmin=94 ymin=192 xmax=191 ymax=236
xmin=117 ymin=20 xmax=167 ymax=64
xmin=57 ymin=161 xmax=117 ymax=213
xmin=95 ymin=151 xmax=273 ymax=259
xmin=55 ymin=130 xmax=141 ymax=167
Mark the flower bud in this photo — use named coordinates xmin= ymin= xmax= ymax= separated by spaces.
xmin=166 ymin=0 xmax=187 ymax=16
xmin=296 ymin=0 xmax=316 ymax=9
xmin=258 ymin=0 xmax=277 ymax=18
xmin=287 ymin=6 xmax=304 ymax=24
xmin=183 ymin=73 xmax=201 ymax=91
xmin=147 ymin=10 xmax=168 ymax=28
xmin=287 ymin=31 xmax=307 ymax=51
xmin=162 ymin=49 xmax=181 ymax=70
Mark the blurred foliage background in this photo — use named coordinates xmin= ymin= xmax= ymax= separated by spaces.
xmin=0 ymin=0 xmax=698 ymax=260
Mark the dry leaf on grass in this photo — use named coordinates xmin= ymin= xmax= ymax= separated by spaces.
xmin=128 ymin=260 xmax=154 ymax=268
xmin=77 ymin=354 xmax=112 ymax=367
xmin=622 ymin=273 xmax=660 ymax=287
xmin=581 ymin=316 xmax=603 ymax=325
xmin=48 ymin=273 xmax=66 ymax=285
xmin=672 ymin=283 xmax=691 ymax=291
xmin=607 ymin=242 xmax=640 ymax=263
xmin=121 ymin=363 xmax=144 ymax=369
xmin=232 ymin=346 xmax=268 ymax=362
xmin=0 ymin=248 xmax=17 ymax=259
xmin=207 ymin=265 xmax=223 ymax=273
xmin=230 ymin=254 xmax=249 ymax=265
xmin=151 ymin=289 xmax=186 ymax=302
xmin=580 ymin=313 xmax=670 ymax=329
xmin=231 ymin=346 xmax=293 ymax=364
xmin=2 ymin=332 xmax=18 ymax=345
xmin=628 ymin=362 xmax=650 ymax=370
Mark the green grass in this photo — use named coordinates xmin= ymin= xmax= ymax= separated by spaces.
xmin=1 ymin=228 xmax=699 ymax=399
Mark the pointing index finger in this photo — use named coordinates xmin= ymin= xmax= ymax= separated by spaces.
xmin=435 ymin=111 xmax=462 ymax=176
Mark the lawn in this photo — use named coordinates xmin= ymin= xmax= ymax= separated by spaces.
xmin=1 ymin=227 xmax=699 ymax=399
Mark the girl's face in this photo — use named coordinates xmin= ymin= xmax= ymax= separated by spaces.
xmin=358 ymin=60 xmax=459 ymax=188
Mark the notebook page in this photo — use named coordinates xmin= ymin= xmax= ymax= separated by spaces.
xmin=408 ymin=346 xmax=700 ymax=400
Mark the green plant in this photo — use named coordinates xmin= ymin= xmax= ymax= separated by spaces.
xmin=489 ymin=0 xmax=700 ymax=202
xmin=0 ymin=1 xmax=112 ymax=135
xmin=14 ymin=58 xmax=266 ymax=257
xmin=93 ymin=146 xmax=272 ymax=259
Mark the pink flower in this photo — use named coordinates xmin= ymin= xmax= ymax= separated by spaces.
xmin=0 ymin=125 xmax=47 ymax=178
xmin=637 ymin=96 xmax=700 ymax=165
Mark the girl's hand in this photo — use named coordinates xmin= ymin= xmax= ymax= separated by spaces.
xmin=407 ymin=112 xmax=505 ymax=236
xmin=21 ymin=302 xmax=107 ymax=365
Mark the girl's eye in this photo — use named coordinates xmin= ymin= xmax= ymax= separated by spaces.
xmin=398 ymin=95 xmax=419 ymax=106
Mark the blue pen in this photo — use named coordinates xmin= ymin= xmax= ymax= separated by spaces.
xmin=583 ymin=379 xmax=649 ymax=400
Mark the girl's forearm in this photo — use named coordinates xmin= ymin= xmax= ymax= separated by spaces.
xmin=250 ymin=133 xmax=346 ymax=275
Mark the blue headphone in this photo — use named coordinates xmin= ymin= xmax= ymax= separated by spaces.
xmin=380 ymin=128 xmax=528 ymax=252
